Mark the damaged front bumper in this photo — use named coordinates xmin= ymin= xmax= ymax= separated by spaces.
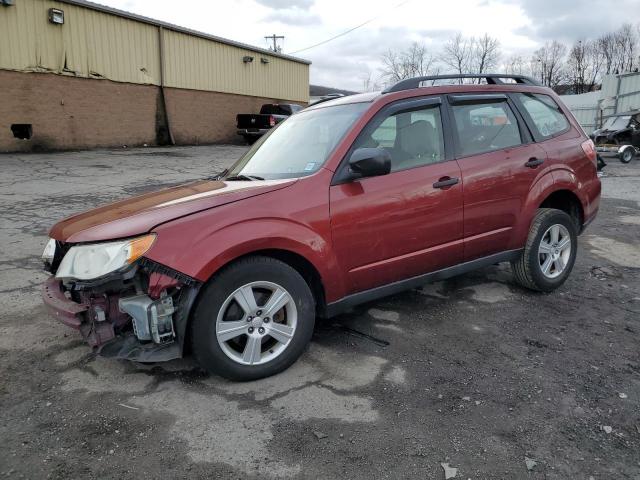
xmin=41 ymin=258 xmax=200 ymax=363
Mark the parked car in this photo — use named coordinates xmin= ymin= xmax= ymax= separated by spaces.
xmin=236 ymin=103 xmax=302 ymax=144
xmin=42 ymin=74 xmax=601 ymax=381
xmin=590 ymin=110 xmax=640 ymax=147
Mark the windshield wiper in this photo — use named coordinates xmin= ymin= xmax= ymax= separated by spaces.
xmin=209 ymin=168 xmax=228 ymax=180
xmin=225 ymin=174 xmax=265 ymax=181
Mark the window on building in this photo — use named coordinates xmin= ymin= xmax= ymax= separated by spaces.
xmin=11 ymin=124 xmax=32 ymax=140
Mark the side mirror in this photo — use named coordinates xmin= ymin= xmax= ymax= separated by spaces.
xmin=348 ymin=148 xmax=391 ymax=179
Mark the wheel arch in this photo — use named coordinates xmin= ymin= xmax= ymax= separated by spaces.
xmin=182 ymin=247 xmax=329 ymax=357
xmin=221 ymin=249 xmax=328 ymax=317
xmin=539 ymin=189 xmax=584 ymax=230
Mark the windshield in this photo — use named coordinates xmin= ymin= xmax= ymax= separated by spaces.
xmin=227 ymin=102 xmax=369 ymax=180
xmin=603 ymin=115 xmax=631 ymax=130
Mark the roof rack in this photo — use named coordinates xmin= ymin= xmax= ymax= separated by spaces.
xmin=382 ymin=74 xmax=540 ymax=94
xmin=307 ymin=93 xmax=347 ymax=107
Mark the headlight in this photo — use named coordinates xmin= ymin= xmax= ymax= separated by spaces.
xmin=42 ymin=238 xmax=56 ymax=264
xmin=55 ymin=234 xmax=156 ymax=280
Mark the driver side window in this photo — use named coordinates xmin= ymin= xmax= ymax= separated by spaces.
xmin=354 ymin=104 xmax=445 ymax=172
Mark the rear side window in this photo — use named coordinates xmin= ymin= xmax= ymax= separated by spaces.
xmin=515 ymin=93 xmax=569 ymax=139
xmin=451 ymin=101 xmax=522 ymax=156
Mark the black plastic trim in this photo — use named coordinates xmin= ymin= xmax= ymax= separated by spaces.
xmin=324 ymin=249 xmax=522 ymax=318
xmin=447 ymin=93 xmax=507 ymax=105
xmin=138 ymin=257 xmax=199 ymax=286
xmin=383 ymin=74 xmax=540 ymax=93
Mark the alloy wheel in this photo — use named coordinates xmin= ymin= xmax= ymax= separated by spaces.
xmin=215 ymin=281 xmax=297 ymax=365
xmin=538 ymin=224 xmax=572 ymax=279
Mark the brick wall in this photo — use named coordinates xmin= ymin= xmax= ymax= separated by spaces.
xmin=164 ymin=87 xmax=277 ymax=145
xmin=0 ymin=70 xmax=158 ymax=152
xmin=0 ymin=70 xmax=297 ymax=152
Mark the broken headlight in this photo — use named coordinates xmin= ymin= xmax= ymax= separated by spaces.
xmin=42 ymin=238 xmax=56 ymax=264
xmin=55 ymin=234 xmax=156 ymax=281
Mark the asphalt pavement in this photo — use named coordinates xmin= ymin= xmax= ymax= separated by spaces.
xmin=0 ymin=146 xmax=639 ymax=479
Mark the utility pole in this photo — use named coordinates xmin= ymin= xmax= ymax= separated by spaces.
xmin=265 ymin=34 xmax=284 ymax=53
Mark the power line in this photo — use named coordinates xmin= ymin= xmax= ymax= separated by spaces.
xmin=288 ymin=0 xmax=412 ymax=55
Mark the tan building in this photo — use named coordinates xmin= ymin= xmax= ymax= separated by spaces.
xmin=0 ymin=0 xmax=310 ymax=152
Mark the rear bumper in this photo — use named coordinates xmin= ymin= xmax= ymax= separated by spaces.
xmin=41 ymin=276 xmax=87 ymax=329
xmin=580 ymin=176 xmax=601 ymax=233
xmin=237 ymin=128 xmax=269 ymax=136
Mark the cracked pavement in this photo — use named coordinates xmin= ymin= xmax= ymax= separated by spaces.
xmin=0 ymin=146 xmax=639 ymax=479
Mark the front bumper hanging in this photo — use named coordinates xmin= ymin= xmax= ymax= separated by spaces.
xmin=41 ymin=261 xmax=201 ymax=363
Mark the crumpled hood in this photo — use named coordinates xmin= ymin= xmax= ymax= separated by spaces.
xmin=49 ymin=179 xmax=295 ymax=243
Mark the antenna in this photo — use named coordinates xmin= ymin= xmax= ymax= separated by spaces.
xmin=264 ymin=34 xmax=284 ymax=53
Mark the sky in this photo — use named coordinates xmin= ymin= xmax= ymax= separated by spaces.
xmin=101 ymin=0 xmax=640 ymax=91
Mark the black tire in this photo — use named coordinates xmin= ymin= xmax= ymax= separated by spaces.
xmin=191 ymin=256 xmax=315 ymax=381
xmin=243 ymin=136 xmax=257 ymax=145
xmin=511 ymin=208 xmax=578 ymax=293
xmin=619 ymin=146 xmax=635 ymax=164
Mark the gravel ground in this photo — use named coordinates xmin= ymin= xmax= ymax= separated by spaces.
xmin=0 ymin=146 xmax=639 ymax=479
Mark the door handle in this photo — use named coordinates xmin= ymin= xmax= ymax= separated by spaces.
xmin=432 ymin=177 xmax=459 ymax=189
xmin=525 ymin=157 xmax=544 ymax=168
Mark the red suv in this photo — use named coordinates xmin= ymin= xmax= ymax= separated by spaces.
xmin=42 ymin=74 xmax=600 ymax=380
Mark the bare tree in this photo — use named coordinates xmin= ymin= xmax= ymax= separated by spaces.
xmin=472 ymin=34 xmax=501 ymax=80
xmin=503 ymin=55 xmax=527 ymax=75
xmin=567 ymin=39 xmax=602 ymax=93
xmin=441 ymin=33 xmax=474 ymax=81
xmin=380 ymin=42 xmax=438 ymax=84
xmin=596 ymin=32 xmax=617 ymax=75
xmin=360 ymin=71 xmax=381 ymax=92
xmin=614 ymin=23 xmax=638 ymax=72
xmin=531 ymin=40 xmax=567 ymax=88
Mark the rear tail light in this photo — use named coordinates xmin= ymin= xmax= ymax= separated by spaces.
xmin=269 ymin=115 xmax=276 ymax=127
xmin=581 ymin=139 xmax=596 ymax=167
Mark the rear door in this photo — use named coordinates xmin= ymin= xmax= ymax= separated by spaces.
xmin=448 ymin=94 xmax=547 ymax=261
xmin=329 ymin=97 xmax=464 ymax=294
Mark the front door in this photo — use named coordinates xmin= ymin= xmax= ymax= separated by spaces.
xmin=329 ymin=97 xmax=464 ymax=295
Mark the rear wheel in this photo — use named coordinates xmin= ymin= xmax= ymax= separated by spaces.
xmin=511 ymin=208 xmax=578 ymax=292
xmin=619 ymin=146 xmax=635 ymax=164
xmin=191 ymin=256 xmax=315 ymax=381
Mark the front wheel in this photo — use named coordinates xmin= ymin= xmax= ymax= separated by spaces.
xmin=511 ymin=208 xmax=578 ymax=293
xmin=190 ymin=256 xmax=315 ymax=381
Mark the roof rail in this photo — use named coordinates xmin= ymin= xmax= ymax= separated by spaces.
xmin=382 ymin=74 xmax=540 ymax=93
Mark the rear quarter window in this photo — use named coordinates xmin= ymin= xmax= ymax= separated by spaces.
xmin=515 ymin=93 xmax=569 ymax=139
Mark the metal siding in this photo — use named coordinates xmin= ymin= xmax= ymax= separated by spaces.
xmin=162 ymin=30 xmax=308 ymax=102
xmin=0 ymin=0 xmax=161 ymax=83
xmin=0 ymin=0 xmax=308 ymax=101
